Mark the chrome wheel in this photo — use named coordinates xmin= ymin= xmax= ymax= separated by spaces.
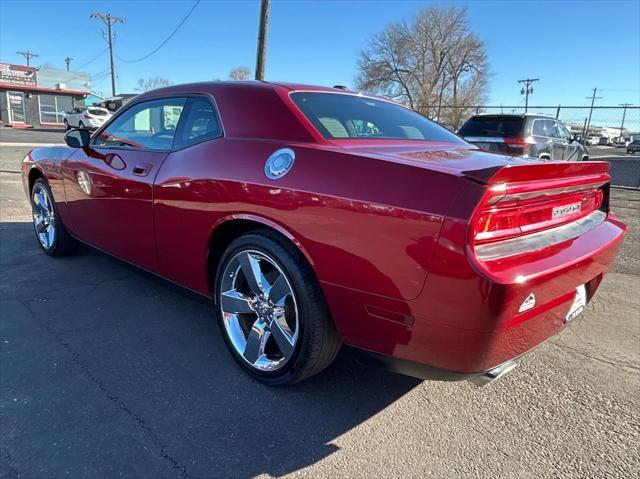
xmin=31 ymin=182 xmax=56 ymax=250
xmin=219 ymin=250 xmax=299 ymax=372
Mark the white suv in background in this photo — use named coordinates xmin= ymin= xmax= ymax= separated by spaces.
xmin=64 ymin=106 xmax=112 ymax=130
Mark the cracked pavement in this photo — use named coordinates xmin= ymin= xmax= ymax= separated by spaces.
xmin=0 ymin=143 xmax=639 ymax=477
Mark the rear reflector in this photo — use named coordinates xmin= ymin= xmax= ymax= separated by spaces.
xmin=473 ymin=186 xmax=604 ymax=245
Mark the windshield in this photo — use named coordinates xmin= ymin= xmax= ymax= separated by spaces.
xmin=88 ymin=108 xmax=109 ymax=116
xmin=458 ymin=116 xmax=524 ymax=137
xmin=290 ymin=92 xmax=464 ymax=143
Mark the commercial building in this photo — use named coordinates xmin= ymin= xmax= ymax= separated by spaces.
xmin=0 ymin=62 xmax=91 ymax=128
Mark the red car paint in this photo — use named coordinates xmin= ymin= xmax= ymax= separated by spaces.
xmin=22 ymin=82 xmax=627 ymax=376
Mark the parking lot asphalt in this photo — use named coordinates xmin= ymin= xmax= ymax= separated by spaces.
xmin=1 ymin=135 xmax=639 ymax=478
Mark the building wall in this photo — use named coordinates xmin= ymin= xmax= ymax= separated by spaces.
xmin=0 ymin=63 xmax=90 ymax=128
xmin=0 ymin=89 xmax=85 ymax=127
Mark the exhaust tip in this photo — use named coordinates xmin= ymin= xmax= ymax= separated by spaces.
xmin=469 ymin=361 xmax=517 ymax=387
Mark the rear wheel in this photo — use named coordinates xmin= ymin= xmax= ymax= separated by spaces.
xmin=214 ymin=231 xmax=341 ymax=385
xmin=63 ymin=119 xmax=69 ymax=131
xmin=79 ymin=121 xmax=85 ymax=129
xmin=30 ymin=178 xmax=77 ymax=257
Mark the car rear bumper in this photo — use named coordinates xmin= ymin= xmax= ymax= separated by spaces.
xmin=324 ymin=212 xmax=627 ymax=377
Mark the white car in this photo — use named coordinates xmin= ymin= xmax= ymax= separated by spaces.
xmin=585 ymin=136 xmax=600 ymax=146
xmin=64 ymin=106 xmax=111 ymax=130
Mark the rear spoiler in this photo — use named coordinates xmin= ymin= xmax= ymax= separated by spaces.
xmin=462 ymin=161 xmax=610 ymax=188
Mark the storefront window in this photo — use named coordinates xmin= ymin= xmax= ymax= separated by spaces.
xmin=39 ymin=94 xmax=74 ymax=123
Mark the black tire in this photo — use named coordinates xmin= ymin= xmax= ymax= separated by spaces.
xmin=214 ymin=230 xmax=341 ymax=385
xmin=63 ymin=119 xmax=70 ymax=131
xmin=30 ymin=178 xmax=78 ymax=257
xmin=79 ymin=121 xmax=85 ymax=129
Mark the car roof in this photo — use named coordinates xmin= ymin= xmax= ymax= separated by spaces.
xmin=471 ymin=113 xmax=555 ymax=120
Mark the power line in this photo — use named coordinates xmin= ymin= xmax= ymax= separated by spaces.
xmin=16 ymin=50 xmax=39 ymax=66
xmin=116 ymin=0 xmax=200 ymax=63
xmin=73 ymin=48 xmax=109 ymax=71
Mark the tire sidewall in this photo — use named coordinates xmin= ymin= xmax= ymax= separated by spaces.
xmin=214 ymin=233 xmax=316 ymax=385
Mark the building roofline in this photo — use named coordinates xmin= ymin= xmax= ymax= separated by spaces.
xmin=0 ymin=82 xmax=90 ymax=95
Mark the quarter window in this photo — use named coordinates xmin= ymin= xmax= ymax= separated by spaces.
xmin=532 ymin=119 xmax=556 ymax=137
xmin=174 ymin=97 xmax=222 ymax=149
xmin=93 ymin=98 xmax=186 ymax=150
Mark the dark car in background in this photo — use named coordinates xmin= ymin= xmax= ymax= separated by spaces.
xmin=627 ymin=139 xmax=640 ymax=154
xmin=458 ymin=114 xmax=589 ymax=162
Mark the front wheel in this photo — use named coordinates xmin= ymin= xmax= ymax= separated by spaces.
xmin=214 ymin=231 xmax=341 ymax=385
xmin=30 ymin=178 xmax=77 ymax=257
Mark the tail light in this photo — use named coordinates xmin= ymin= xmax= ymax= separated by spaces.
xmin=84 ymin=114 xmax=91 ymax=119
xmin=503 ymin=137 xmax=533 ymax=148
xmin=472 ymin=184 xmax=604 ymax=245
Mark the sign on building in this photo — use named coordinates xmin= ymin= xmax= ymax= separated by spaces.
xmin=0 ymin=63 xmax=37 ymax=87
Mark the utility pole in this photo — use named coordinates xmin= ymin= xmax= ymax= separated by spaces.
xmin=254 ymin=0 xmax=270 ymax=81
xmin=584 ymin=88 xmax=602 ymax=139
xmin=16 ymin=50 xmax=39 ymax=66
xmin=64 ymin=56 xmax=73 ymax=71
xmin=619 ymin=103 xmax=632 ymax=140
xmin=518 ymin=78 xmax=539 ymax=112
xmin=90 ymin=12 xmax=125 ymax=96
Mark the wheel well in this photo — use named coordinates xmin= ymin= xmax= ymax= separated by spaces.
xmin=538 ymin=153 xmax=551 ymax=160
xmin=207 ymin=219 xmax=298 ymax=293
xmin=28 ymin=168 xmax=45 ymax=193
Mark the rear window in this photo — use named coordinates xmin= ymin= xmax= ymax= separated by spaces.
xmin=290 ymin=92 xmax=464 ymax=143
xmin=458 ymin=116 xmax=524 ymax=137
xmin=89 ymin=109 xmax=108 ymax=116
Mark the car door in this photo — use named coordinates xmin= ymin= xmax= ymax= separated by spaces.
xmin=544 ymin=119 xmax=565 ymax=161
xmin=556 ymin=121 xmax=579 ymax=161
xmin=63 ymin=96 xmax=187 ymax=272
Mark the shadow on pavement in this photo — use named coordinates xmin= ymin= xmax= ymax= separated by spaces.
xmin=0 ymin=222 xmax=420 ymax=479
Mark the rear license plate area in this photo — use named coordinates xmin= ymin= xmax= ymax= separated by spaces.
xmin=565 ymin=284 xmax=587 ymax=323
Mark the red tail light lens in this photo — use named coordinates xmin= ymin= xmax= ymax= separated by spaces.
xmin=473 ymin=188 xmax=604 ymax=244
xmin=84 ymin=114 xmax=91 ymax=119
xmin=503 ymin=137 xmax=531 ymax=148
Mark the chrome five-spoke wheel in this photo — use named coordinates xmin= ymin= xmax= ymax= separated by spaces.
xmin=32 ymin=181 xmax=56 ymax=250
xmin=219 ymin=250 xmax=299 ymax=372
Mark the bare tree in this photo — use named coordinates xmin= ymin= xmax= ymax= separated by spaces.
xmin=135 ymin=77 xmax=171 ymax=92
xmin=228 ymin=66 xmax=252 ymax=80
xmin=356 ymin=5 xmax=488 ymax=127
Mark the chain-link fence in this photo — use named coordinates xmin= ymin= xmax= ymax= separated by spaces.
xmin=421 ymin=105 xmax=640 ymax=139
xmin=422 ymin=105 xmax=640 ymax=189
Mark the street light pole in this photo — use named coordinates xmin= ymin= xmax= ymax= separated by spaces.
xmin=619 ymin=103 xmax=632 ymax=141
xmin=64 ymin=57 xmax=73 ymax=71
xmin=255 ymin=0 xmax=270 ymax=81
xmin=584 ymin=87 xmax=602 ymax=139
xmin=90 ymin=12 xmax=125 ymax=96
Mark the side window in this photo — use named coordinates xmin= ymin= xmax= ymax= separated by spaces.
xmin=532 ymin=119 xmax=545 ymax=136
xmin=534 ymin=119 xmax=556 ymax=137
xmin=93 ymin=97 xmax=186 ymax=151
xmin=174 ymin=97 xmax=222 ymax=149
xmin=556 ymin=121 xmax=572 ymax=140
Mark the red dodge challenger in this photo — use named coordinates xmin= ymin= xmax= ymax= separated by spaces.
xmin=22 ymin=82 xmax=627 ymax=386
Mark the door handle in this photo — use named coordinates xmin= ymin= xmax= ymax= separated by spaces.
xmin=132 ymin=163 xmax=152 ymax=176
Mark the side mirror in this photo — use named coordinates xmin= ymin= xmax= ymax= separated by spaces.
xmin=64 ymin=129 xmax=90 ymax=148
